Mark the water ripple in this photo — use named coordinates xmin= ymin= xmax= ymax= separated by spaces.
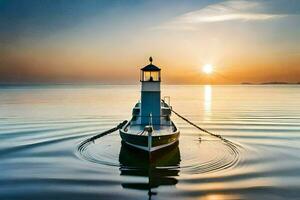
xmin=76 ymin=131 xmax=241 ymax=174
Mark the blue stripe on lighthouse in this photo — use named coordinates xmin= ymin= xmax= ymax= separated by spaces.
xmin=141 ymin=91 xmax=161 ymax=125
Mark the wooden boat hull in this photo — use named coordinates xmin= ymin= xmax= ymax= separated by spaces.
xmin=119 ymin=129 xmax=180 ymax=152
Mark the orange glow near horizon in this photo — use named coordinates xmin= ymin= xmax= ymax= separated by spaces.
xmin=1 ymin=48 xmax=300 ymax=84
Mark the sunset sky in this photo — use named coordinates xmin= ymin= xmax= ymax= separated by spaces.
xmin=1 ymin=0 xmax=300 ymax=84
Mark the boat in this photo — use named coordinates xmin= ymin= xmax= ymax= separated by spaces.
xmin=120 ymin=57 xmax=180 ymax=152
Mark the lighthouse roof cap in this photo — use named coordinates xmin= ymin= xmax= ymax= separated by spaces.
xmin=141 ymin=64 xmax=161 ymax=71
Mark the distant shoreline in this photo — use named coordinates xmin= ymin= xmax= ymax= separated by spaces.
xmin=242 ymin=82 xmax=300 ymax=85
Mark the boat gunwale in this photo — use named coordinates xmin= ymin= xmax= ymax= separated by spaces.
xmin=120 ymin=120 xmax=179 ymax=137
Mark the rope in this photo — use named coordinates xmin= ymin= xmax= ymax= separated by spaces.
xmin=171 ymin=109 xmax=233 ymax=144
xmin=78 ymin=107 xmax=238 ymax=150
xmin=78 ymin=120 xmax=128 ymax=149
xmin=138 ymin=130 xmax=146 ymax=135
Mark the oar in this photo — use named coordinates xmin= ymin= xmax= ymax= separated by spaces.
xmin=78 ymin=120 xmax=128 ymax=149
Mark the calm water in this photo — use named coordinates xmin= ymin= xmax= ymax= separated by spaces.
xmin=1 ymin=85 xmax=300 ymax=200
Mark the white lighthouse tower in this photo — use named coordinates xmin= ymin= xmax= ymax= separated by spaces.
xmin=140 ymin=57 xmax=161 ymax=126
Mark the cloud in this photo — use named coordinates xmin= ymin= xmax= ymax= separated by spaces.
xmin=158 ymin=0 xmax=287 ymax=30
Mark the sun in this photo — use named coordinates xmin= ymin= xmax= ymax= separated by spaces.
xmin=202 ymin=64 xmax=213 ymax=74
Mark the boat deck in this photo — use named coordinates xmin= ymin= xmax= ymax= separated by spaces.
xmin=125 ymin=124 xmax=175 ymax=136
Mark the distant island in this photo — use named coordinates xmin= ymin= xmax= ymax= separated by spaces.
xmin=262 ymin=82 xmax=289 ymax=85
xmin=242 ymin=82 xmax=300 ymax=85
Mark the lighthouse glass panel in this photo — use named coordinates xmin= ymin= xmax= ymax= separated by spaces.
xmin=142 ymin=71 xmax=160 ymax=82
xmin=143 ymin=71 xmax=151 ymax=81
xmin=151 ymin=71 xmax=160 ymax=81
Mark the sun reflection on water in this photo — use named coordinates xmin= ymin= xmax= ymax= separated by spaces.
xmin=204 ymin=85 xmax=212 ymax=120
xmin=201 ymin=194 xmax=241 ymax=200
